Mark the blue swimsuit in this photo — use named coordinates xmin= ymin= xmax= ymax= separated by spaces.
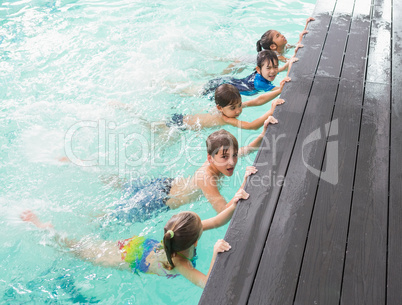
xmin=202 ymin=71 xmax=275 ymax=97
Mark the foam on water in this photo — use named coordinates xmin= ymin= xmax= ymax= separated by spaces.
xmin=0 ymin=0 xmax=315 ymax=303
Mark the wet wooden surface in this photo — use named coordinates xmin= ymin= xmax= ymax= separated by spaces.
xmin=388 ymin=0 xmax=402 ymax=303
xmin=200 ymin=0 xmax=400 ymax=303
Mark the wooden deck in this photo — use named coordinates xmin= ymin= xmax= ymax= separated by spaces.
xmin=200 ymin=0 xmax=401 ymax=303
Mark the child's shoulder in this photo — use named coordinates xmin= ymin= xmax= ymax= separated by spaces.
xmin=194 ymin=165 xmax=221 ymax=186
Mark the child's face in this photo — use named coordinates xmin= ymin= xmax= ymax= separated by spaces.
xmin=258 ymin=59 xmax=279 ymax=82
xmin=270 ymin=30 xmax=287 ymax=49
xmin=210 ymin=146 xmax=238 ymax=176
xmin=218 ymin=100 xmax=242 ymax=118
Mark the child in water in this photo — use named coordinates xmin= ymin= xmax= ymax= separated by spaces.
xmin=114 ymin=51 xmax=288 ymax=131
xmin=105 ymin=118 xmax=275 ymax=224
xmin=202 ymin=50 xmax=290 ymax=98
xmin=221 ymin=17 xmax=314 ymax=74
xmin=162 ymin=84 xmax=284 ymax=131
xmin=21 ymin=198 xmax=244 ymax=288
xmin=168 ymin=50 xmax=291 ymax=99
xmin=256 ymin=17 xmax=315 ymax=62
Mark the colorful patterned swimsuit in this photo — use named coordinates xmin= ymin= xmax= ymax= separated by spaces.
xmin=118 ymin=236 xmax=198 ymax=278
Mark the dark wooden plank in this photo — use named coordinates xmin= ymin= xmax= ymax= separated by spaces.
xmin=340 ymin=0 xmax=391 ymax=302
xmin=293 ymin=2 xmax=372 ymax=303
xmin=199 ymin=3 xmax=338 ymax=303
xmin=294 ymin=79 xmax=364 ymax=305
xmin=291 ymin=0 xmax=338 ymax=80
xmin=387 ymin=0 xmax=402 ymax=303
xmin=315 ymin=14 xmax=353 ymax=78
xmin=199 ymin=76 xmax=314 ymax=305
xmin=339 ymin=0 xmax=372 ymax=80
xmin=247 ymin=76 xmax=339 ymax=305
xmin=312 ymin=0 xmax=338 ymax=16
xmin=365 ymin=0 xmax=391 ymax=84
xmin=340 ymin=82 xmax=389 ymax=305
xmin=246 ymin=1 xmax=355 ymax=303
xmin=289 ymin=12 xmax=333 ymax=80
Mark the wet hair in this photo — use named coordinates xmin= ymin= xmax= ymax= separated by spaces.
xmin=163 ymin=212 xmax=202 ymax=269
xmin=214 ymin=84 xmax=241 ymax=108
xmin=256 ymin=30 xmax=276 ymax=52
xmin=206 ymin=129 xmax=239 ymax=156
xmin=256 ymin=50 xmax=278 ymax=69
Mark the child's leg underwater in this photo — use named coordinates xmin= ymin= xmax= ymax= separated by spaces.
xmin=107 ymin=100 xmax=185 ymax=141
xmin=66 ymin=238 xmax=126 ymax=269
xmin=21 ymin=210 xmax=127 ymax=269
xmin=163 ymin=80 xmax=204 ymax=96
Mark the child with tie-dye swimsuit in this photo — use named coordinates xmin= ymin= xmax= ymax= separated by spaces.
xmin=21 ymin=191 xmax=247 ymax=288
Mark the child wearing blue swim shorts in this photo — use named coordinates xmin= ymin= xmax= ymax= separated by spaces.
xmin=163 ymin=83 xmax=285 ymax=131
xmin=111 ymin=177 xmax=173 ymax=222
xmin=112 ymin=54 xmax=288 ymax=133
xmin=112 ymin=83 xmax=286 ymax=132
xmin=102 ymin=118 xmax=275 ymax=224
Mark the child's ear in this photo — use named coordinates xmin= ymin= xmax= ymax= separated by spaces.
xmin=256 ymin=66 xmax=261 ymax=74
xmin=194 ymin=240 xmax=198 ymax=247
xmin=207 ymin=154 xmax=213 ymax=163
xmin=270 ymin=44 xmax=277 ymax=50
xmin=216 ymin=105 xmax=223 ymax=112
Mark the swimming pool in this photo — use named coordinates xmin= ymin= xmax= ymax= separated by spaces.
xmin=0 ymin=0 xmax=315 ymax=303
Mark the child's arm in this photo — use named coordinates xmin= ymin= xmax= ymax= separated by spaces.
xmin=283 ymin=56 xmax=298 ymax=78
xmin=239 ymin=116 xmax=278 ymax=157
xmin=179 ymin=179 xmax=255 ymax=286
xmin=224 ymin=99 xmax=284 ymax=130
xmin=199 ymin=173 xmax=249 ymax=213
xmin=202 ymin=187 xmax=250 ymax=230
xmin=295 ymin=17 xmax=315 ymax=49
xmin=200 ymin=163 xmax=258 ymax=214
xmin=238 ymin=166 xmax=258 ymax=190
xmin=243 ymin=78 xmax=290 ymax=108
xmin=277 ymin=54 xmax=289 ymax=63
xmin=242 ymin=89 xmax=281 ymax=108
xmin=278 ymin=61 xmax=290 ymax=73
xmin=297 ymin=30 xmax=309 ymax=45
xmin=278 ymin=57 xmax=298 ymax=73
xmin=304 ymin=17 xmax=315 ymax=30
xmin=272 ymin=75 xmax=292 ymax=91
xmin=174 ymin=239 xmax=231 ymax=288
xmin=200 ymin=182 xmax=231 ymax=213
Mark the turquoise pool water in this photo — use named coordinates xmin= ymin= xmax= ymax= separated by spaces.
xmin=0 ymin=0 xmax=315 ymax=303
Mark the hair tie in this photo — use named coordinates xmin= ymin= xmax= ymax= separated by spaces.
xmin=167 ymin=230 xmax=174 ymax=238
